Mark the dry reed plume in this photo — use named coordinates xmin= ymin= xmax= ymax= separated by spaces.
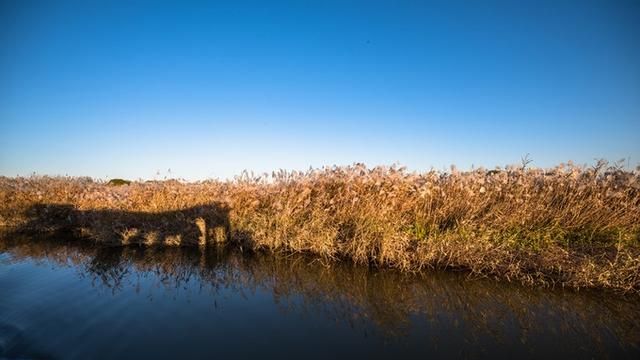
xmin=1 ymin=161 xmax=639 ymax=292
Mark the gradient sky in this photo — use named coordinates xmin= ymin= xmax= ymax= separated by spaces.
xmin=1 ymin=0 xmax=639 ymax=180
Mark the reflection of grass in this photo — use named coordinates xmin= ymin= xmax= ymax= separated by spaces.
xmin=0 ymin=160 xmax=639 ymax=292
xmin=1 ymin=235 xmax=639 ymax=354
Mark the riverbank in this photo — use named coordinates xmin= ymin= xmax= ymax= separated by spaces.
xmin=1 ymin=162 xmax=639 ymax=293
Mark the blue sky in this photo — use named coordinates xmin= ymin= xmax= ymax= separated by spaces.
xmin=1 ymin=0 xmax=639 ymax=180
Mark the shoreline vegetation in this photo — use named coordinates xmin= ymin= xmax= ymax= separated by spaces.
xmin=1 ymin=161 xmax=639 ymax=293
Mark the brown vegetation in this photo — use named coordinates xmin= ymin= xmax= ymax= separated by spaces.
xmin=1 ymin=161 xmax=639 ymax=292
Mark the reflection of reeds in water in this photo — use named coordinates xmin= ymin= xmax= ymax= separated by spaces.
xmin=0 ymin=161 xmax=639 ymax=292
xmin=1 ymin=235 xmax=638 ymax=354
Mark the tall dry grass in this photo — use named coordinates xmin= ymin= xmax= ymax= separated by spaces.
xmin=1 ymin=161 xmax=639 ymax=292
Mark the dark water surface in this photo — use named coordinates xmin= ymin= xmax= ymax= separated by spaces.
xmin=0 ymin=236 xmax=638 ymax=359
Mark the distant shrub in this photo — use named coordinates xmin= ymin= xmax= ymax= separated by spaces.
xmin=107 ymin=179 xmax=131 ymax=186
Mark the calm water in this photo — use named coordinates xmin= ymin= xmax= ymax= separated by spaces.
xmin=0 ymin=236 xmax=638 ymax=359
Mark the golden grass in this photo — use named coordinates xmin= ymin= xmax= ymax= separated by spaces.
xmin=1 ymin=161 xmax=639 ymax=292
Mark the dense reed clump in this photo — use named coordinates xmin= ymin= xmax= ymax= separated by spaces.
xmin=1 ymin=161 xmax=639 ymax=292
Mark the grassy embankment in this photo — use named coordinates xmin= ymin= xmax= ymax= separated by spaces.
xmin=1 ymin=161 xmax=639 ymax=292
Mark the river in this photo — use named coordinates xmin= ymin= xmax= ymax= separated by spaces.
xmin=0 ymin=235 xmax=638 ymax=359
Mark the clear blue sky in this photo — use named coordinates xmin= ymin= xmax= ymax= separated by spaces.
xmin=1 ymin=0 xmax=639 ymax=180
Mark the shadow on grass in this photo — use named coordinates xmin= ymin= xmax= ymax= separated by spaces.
xmin=8 ymin=203 xmax=236 ymax=247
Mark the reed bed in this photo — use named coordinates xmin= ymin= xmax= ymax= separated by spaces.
xmin=1 ymin=161 xmax=639 ymax=292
